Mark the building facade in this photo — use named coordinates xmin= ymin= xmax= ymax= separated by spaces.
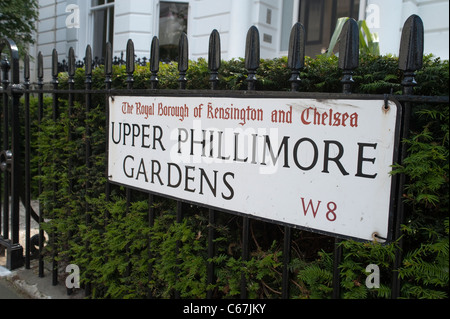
xmin=32 ymin=0 xmax=449 ymax=82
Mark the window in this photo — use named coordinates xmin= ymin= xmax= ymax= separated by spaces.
xmin=91 ymin=0 xmax=115 ymax=60
xmin=281 ymin=0 xmax=360 ymax=57
xmin=299 ymin=0 xmax=360 ymax=56
xmin=159 ymin=1 xmax=188 ymax=61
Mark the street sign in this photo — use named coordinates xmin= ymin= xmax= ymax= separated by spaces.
xmin=108 ymin=95 xmax=400 ymax=242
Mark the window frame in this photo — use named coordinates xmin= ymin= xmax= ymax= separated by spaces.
xmin=89 ymin=0 xmax=115 ymax=60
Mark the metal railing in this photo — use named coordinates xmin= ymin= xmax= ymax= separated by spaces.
xmin=0 ymin=14 xmax=448 ymax=299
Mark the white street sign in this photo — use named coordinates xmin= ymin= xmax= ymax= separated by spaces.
xmin=108 ymin=95 xmax=400 ymax=242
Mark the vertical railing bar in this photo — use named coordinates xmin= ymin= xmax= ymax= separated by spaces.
xmin=147 ymin=37 xmax=159 ymax=299
xmin=105 ymin=42 xmax=112 ymax=206
xmin=245 ymin=26 xmax=260 ymax=91
xmin=66 ymin=47 xmax=75 ymax=295
xmin=84 ymin=45 xmax=93 ymax=297
xmin=150 ymin=36 xmax=159 ymax=90
xmin=178 ymin=32 xmax=188 ymax=90
xmin=1 ymin=56 xmax=9 ymax=240
xmin=287 ymin=22 xmax=305 ymax=92
xmin=240 ymin=215 xmax=249 ymax=299
xmin=51 ymin=48 xmax=59 ymax=286
xmin=125 ymin=39 xmax=134 ymax=212
xmin=9 ymin=39 xmax=23 ymax=269
xmin=24 ymin=54 xmax=31 ymax=269
xmin=392 ymin=14 xmax=424 ymax=299
xmin=174 ymin=33 xmax=188 ymax=299
xmin=207 ymin=29 xmax=221 ymax=299
xmin=282 ymin=226 xmax=291 ymax=299
xmin=0 ymin=55 xmax=3 ymax=238
xmin=241 ymin=26 xmax=260 ymax=299
xmin=68 ymin=47 xmax=75 ymax=203
xmin=332 ymin=238 xmax=343 ymax=299
xmin=333 ymin=18 xmax=360 ymax=298
xmin=124 ymin=39 xmax=135 ymax=280
xmin=147 ymin=193 xmax=155 ymax=299
xmin=37 ymin=51 xmax=45 ymax=278
xmin=282 ymin=22 xmax=305 ymax=299
xmin=207 ymin=208 xmax=215 ymax=299
xmin=338 ymin=18 xmax=359 ymax=95
xmin=208 ymin=29 xmax=220 ymax=91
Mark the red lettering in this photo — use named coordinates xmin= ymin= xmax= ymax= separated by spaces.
xmin=300 ymin=197 xmax=337 ymax=222
xmin=301 ymin=107 xmax=312 ymax=125
xmin=300 ymin=107 xmax=358 ymax=128
xmin=301 ymin=197 xmax=321 ymax=218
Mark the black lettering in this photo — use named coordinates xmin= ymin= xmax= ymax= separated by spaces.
xmin=142 ymin=124 xmax=151 ymax=148
xmin=167 ymin=163 xmax=182 ymax=188
xmin=153 ymin=125 xmax=166 ymax=151
xmin=199 ymin=168 xmax=217 ymax=197
xmin=261 ymin=135 xmax=290 ymax=167
xmin=322 ymin=140 xmax=349 ymax=176
xmin=234 ymin=132 xmax=248 ymax=162
xmin=136 ymin=158 xmax=148 ymax=182
xmin=123 ymin=123 xmax=131 ymax=145
xmin=178 ymin=128 xmax=188 ymax=154
xmin=111 ymin=122 xmax=121 ymax=144
xmin=221 ymin=172 xmax=235 ymax=200
xmin=151 ymin=160 xmax=164 ymax=185
xmin=190 ymin=129 xmax=206 ymax=156
xmin=132 ymin=124 xmax=140 ymax=147
xmin=123 ymin=155 xmax=134 ymax=178
xmin=293 ymin=138 xmax=318 ymax=170
xmin=356 ymin=143 xmax=378 ymax=179
xmin=184 ymin=166 xmax=196 ymax=192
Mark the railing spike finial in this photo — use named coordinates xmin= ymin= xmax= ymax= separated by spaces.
xmin=208 ymin=29 xmax=221 ymax=90
xmin=150 ymin=36 xmax=160 ymax=89
xmin=126 ymin=39 xmax=135 ymax=75
xmin=105 ymin=42 xmax=113 ymax=77
xmin=245 ymin=26 xmax=260 ymax=91
xmin=68 ymin=47 xmax=75 ymax=77
xmin=399 ymin=14 xmax=424 ymax=93
xmin=338 ymin=18 xmax=359 ymax=94
xmin=125 ymin=39 xmax=135 ymax=89
xmin=37 ymin=51 xmax=44 ymax=81
xmin=85 ymin=45 xmax=92 ymax=76
xmin=24 ymin=54 xmax=30 ymax=82
xmin=178 ymin=32 xmax=189 ymax=89
xmin=52 ymin=49 xmax=59 ymax=80
xmin=0 ymin=38 xmax=20 ymax=84
xmin=287 ymin=22 xmax=305 ymax=91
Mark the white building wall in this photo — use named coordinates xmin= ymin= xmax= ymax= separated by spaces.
xmin=413 ymin=0 xmax=449 ymax=59
xmin=30 ymin=0 xmax=448 ymax=82
xmin=113 ymin=0 xmax=156 ymax=58
xmin=33 ymin=0 xmax=68 ymax=82
xmin=366 ymin=0 xmax=449 ymax=59
xmin=189 ymin=0 xmax=233 ymax=60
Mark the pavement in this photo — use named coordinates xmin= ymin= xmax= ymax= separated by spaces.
xmin=0 ymin=200 xmax=84 ymax=300
xmin=0 ymin=259 xmax=84 ymax=299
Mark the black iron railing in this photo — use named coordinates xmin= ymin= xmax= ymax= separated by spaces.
xmin=0 ymin=14 xmax=448 ymax=300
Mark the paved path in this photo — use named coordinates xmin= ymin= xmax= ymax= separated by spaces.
xmin=1 ymin=200 xmax=83 ymax=299
xmin=0 ymin=273 xmax=27 ymax=299
xmin=0 ymin=266 xmax=29 ymax=299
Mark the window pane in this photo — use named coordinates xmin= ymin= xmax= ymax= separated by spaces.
xmin=280 ymin=0 xmax=294 ymax=51
xmin=159 ymin=1 xmax=188 ymax=61
xmin=298 ymin=0 xmax=360 ymax=57
xmin=92 ymin=4 xmax=114 ymax=60
xmin=305 ymin=0 xmax=324 ymax=43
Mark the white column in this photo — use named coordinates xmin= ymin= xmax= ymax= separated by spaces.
xmin=227 ymin=0 xmax=254 ymax=59
xmin=366 ymin=0 xmax=403 ymax=56
xmin=113 ymin=0 xmax=156 ymax=58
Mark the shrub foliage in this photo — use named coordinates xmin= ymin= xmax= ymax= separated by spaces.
xmin=31 ymin=53 xmax=449 ymax=299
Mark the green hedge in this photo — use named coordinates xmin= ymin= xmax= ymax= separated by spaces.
xmin=31 ymin=53 xmax=449 ymax=299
